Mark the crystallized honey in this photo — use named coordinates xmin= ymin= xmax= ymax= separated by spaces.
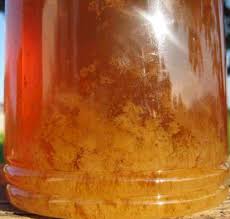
xmin=4 ymin=0 xmax=229 ymax=218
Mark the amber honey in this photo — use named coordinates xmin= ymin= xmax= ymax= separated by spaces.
xmin=4 ymin=0 xmax=229 ymax=218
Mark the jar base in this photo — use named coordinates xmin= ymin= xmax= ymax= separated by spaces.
xmin=4 ymin=164 xmax=230 ymax=219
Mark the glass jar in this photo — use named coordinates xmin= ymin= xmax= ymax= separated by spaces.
xmin=4 ymin=0 xmax=229 ymax=218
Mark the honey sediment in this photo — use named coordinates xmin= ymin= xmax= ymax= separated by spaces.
xmin=4 ymin=0 xmax=229 ymax=218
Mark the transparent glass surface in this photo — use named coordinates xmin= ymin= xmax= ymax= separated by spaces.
xmin=4 ymin=0 xmax=229 ymax=218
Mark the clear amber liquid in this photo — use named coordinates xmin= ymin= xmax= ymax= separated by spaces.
xmin=4 ymin=1 xmax=229 ymax=218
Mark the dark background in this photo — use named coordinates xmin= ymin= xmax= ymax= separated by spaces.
xmin=224 ymin=0 xmax=230 ymax=50
xmin=0 ymin=0 xmax=3 ymax=12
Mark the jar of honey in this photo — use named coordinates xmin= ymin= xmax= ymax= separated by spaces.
xmin=4 ymin=0 xmax=229 ymax=218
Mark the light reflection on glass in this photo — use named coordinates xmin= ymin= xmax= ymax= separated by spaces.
xmin=142 ymin=10 xmax=169 ymax=41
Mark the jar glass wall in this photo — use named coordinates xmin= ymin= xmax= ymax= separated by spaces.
xmin=4 ymin=1 xmax=229 ymax=218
